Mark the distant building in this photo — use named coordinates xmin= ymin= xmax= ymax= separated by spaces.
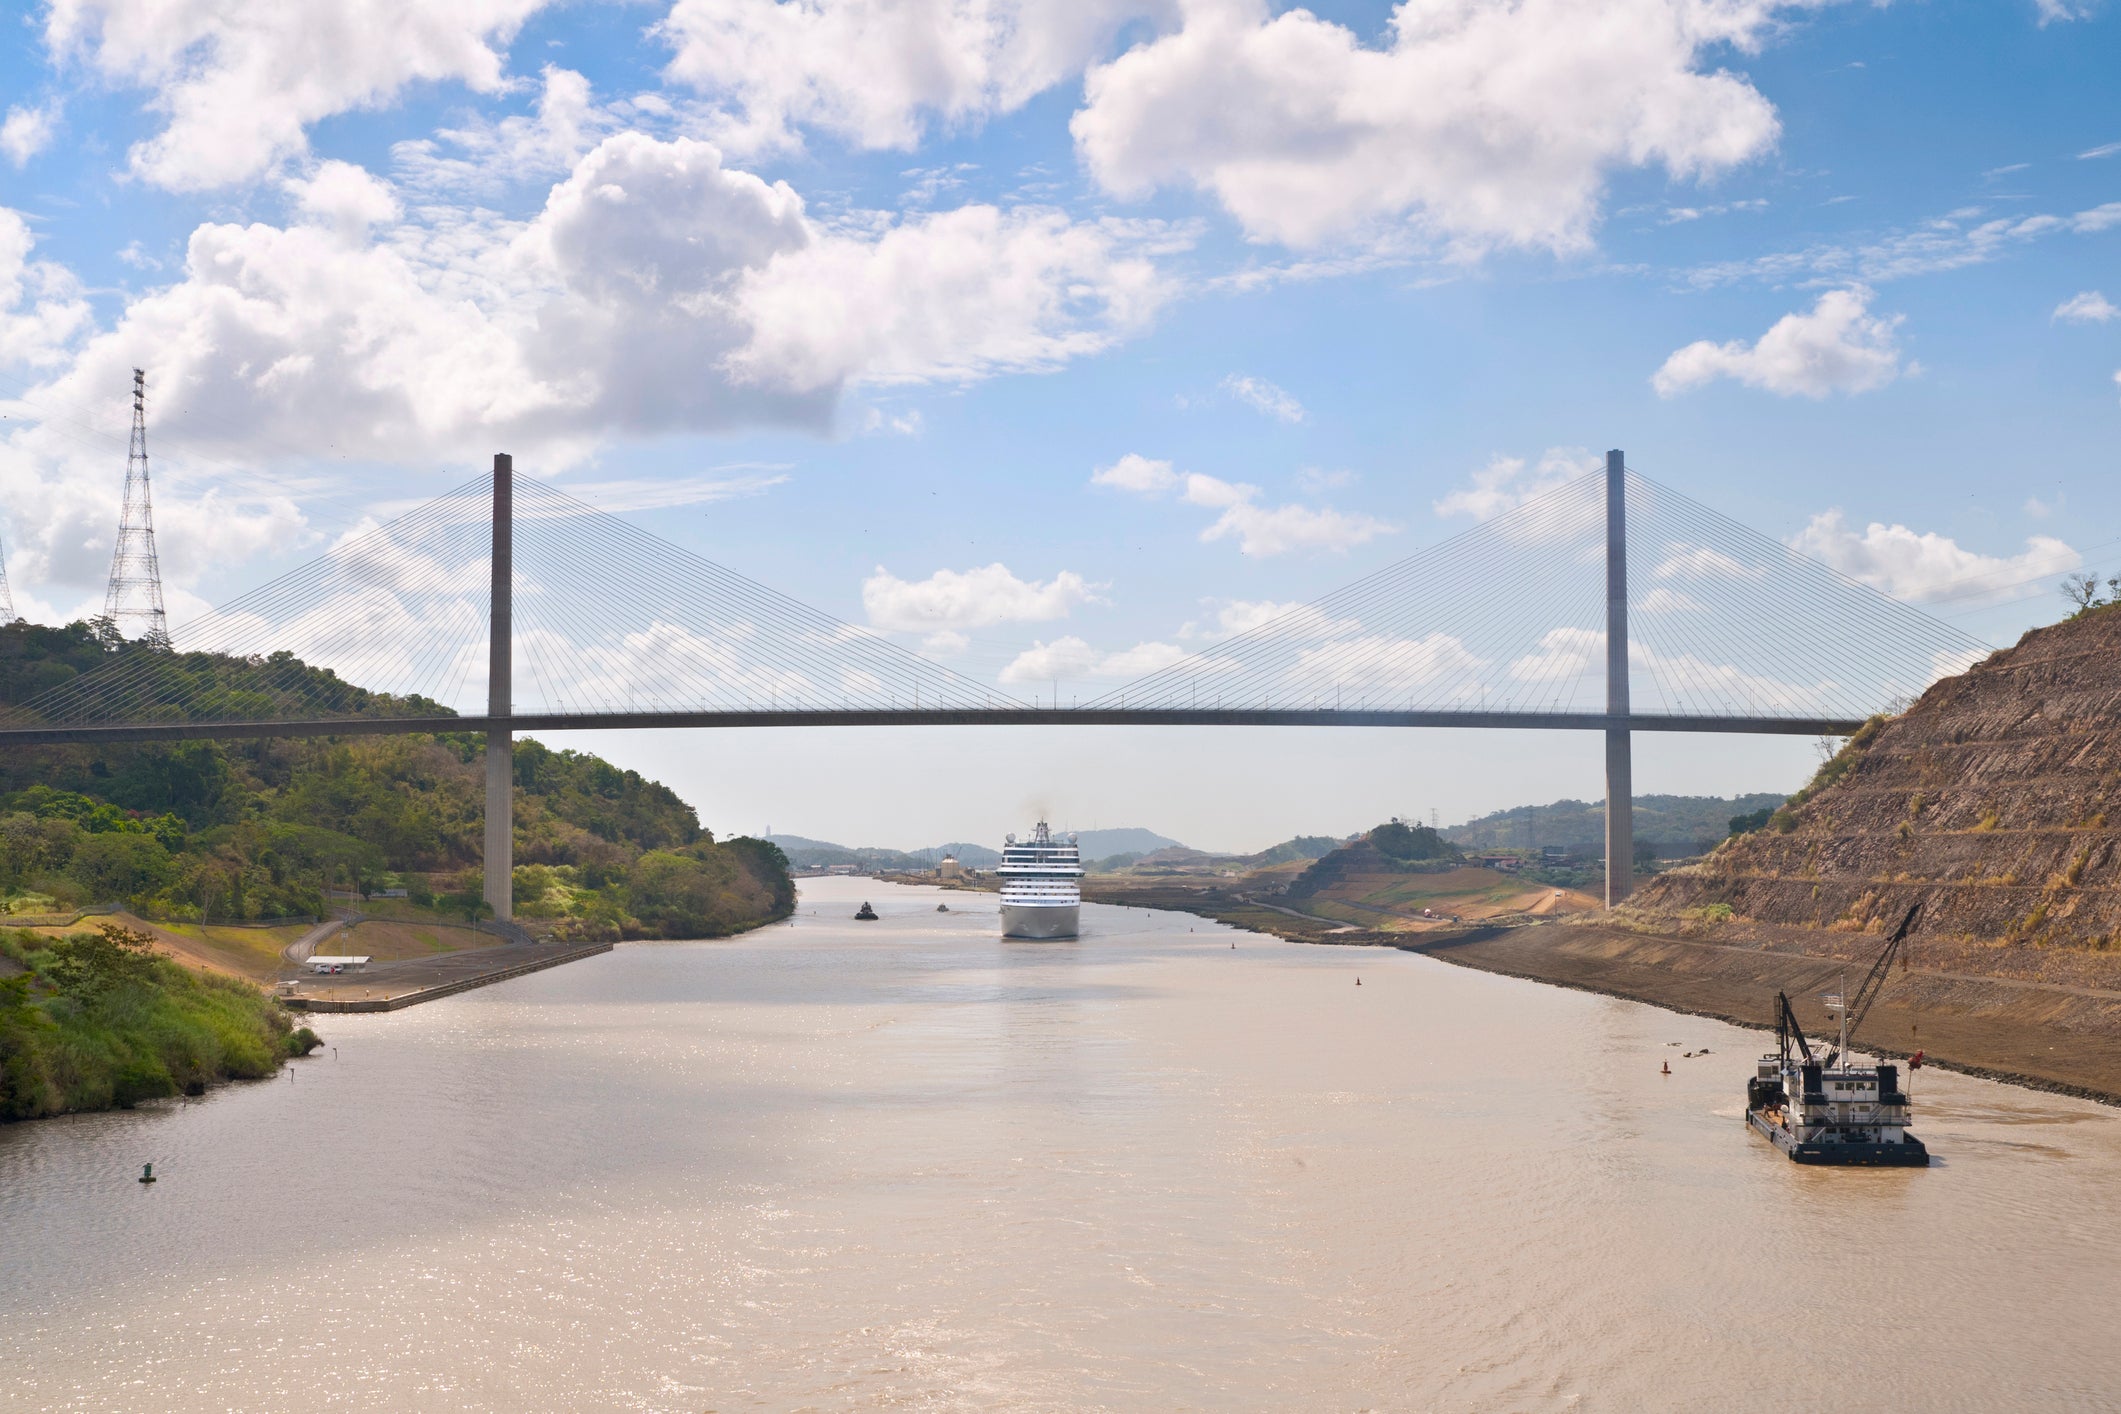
xmin=1478 ymin=853 xmax=1523 ymax=873
xmin=938 ymin=856 xmax=964 ymax=880
xmin=826 ymin=863 xmax=860 ymax=876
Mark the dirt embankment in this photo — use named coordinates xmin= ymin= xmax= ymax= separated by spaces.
xmin=1414 ymin=922 xmax=2121 ymax=1105
xmin=1088 ymin=877 xmax=2121 ymax=1104
xmin=1635 ymin=604 xmax=2121 ymax=947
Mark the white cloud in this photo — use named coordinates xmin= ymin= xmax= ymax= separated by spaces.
xmin=1296 ymin=466 xmax=1355 ymax=493
xmin=1221 ymin=373 xmax=1303 ymax=423
xmin=1653 ymin=543 xmax=1764 ymax=580
xmin=1179 ymin=598 xmax=1358 ymax=640
xmin=1504 ymin=626 xmax=1834 ymax=713
xmin=1287 ymin=633 xmax=1484 ymax=692
xmin=1508 ymin=625 xmax=1600 ymax=681
xmin=0 ymin=104 xmax=58 ymax=166
xmin=1687 ymin=199 xmax=2121 ymax=288
xmin=1072 ymin=0 xmax=1792 ymax=253
xmin=9 ymin=132 xmax=1168 ymax=477
xmin=1200 ymin=498 xmax=1392 ymax=556
xmin=2033 ymin=0 xmax=2095 ymax=22
xmin=2 ymin=132 xmax=1184 ymax=615
xmin=45 ymin=0 xmax=550 ymax=190
xmin=862 ymin=563 xmax=1103 ymax=632
xmin=0 ymin=209 xmax=93 ymax=371
xmin=1180 ymin=472 xmax=1253 ymax=510
xmin=658 ymin=0 xmax=1177 ymax=154
xmin=1652 ymin=287 xmax=1905 ymax=398
xmin=2082 ymin=141 xmax=2121 ymax=160
xmin=286 ymin=160 xmax=403 ymax=240
xmin=860 ymin=405 xmax=925 ymax=436
xmin=1091 ymin=452 xmax=1178 ymax=493
xmin=2054 ymin=291 xmax=2119 ymax=323
xmin=1659 ymin=197 xmax=1768 ymax=223
xmin=391 ymin=66 xmax=609 ymax=194
xmin=1639 ymin=587 xmax=1705 ymax=613
xmin=1788 ymin=510 xmax=2079 ymax=602
xmin=999 ymin=634 xmax=1188 ymax=684
xmin=1094 ymin=452 xmax=1391 ymax=555
xmin=1434 ymin=448 xmax=1598 ymax=519
xmin=732 ymin=204 xmax=1176 ymax=391
xmin=555 ymin=470 xmax=790 ymax=512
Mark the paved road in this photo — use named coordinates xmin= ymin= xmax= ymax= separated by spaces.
xmin=283 ymin=938 xmax=604 ymax=1007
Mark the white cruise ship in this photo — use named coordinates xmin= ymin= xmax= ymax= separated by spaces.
xmin=999 ymin=821 xmax=1082 ymax=939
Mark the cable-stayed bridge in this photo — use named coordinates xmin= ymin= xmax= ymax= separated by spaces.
xmin=0 ymin=451 xmax=1985 ymax=917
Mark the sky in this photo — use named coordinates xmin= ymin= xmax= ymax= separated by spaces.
xmin=0 ymin=0 xmax=2117 ymax=852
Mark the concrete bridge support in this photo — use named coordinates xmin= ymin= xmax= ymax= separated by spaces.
xmin=1604 ymin=448 xmax=1633 ymax=908
xmin=484 ymin=453 xmax=513 ymax=922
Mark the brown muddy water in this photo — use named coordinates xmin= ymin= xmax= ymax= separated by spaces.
xmin=4 ymin=877 xmax=2120 ymax=1411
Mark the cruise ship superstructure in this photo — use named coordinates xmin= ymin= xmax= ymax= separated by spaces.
xmin=999 ymin=821 xmax=1081 ymax=940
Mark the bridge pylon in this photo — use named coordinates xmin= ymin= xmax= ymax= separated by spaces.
xmin=484 ymin=453 xmax=513 ymax=922
xmin=1604 ymin=448 xmax=1632 ymax=909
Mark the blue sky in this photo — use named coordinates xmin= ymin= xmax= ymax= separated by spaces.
xmin=1 ymin=0 xmax=2117 ymax=850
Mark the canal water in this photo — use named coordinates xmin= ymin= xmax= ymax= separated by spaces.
xmin=5 ymin=877 xmax=2120 ymax=1410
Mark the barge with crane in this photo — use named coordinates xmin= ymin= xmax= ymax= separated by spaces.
xmin=1745 ymin=905 xmax=1931 ymax=1167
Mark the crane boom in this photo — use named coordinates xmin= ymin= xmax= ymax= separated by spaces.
xmin=1824 ymin=903 xmax=1920 ymax=1069
xmin=1775 ymin=988 xmax=1815 ymax=1069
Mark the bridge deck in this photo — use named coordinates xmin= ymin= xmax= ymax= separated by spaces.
xmin=0 ymin=707 xmax=1868 ymax=746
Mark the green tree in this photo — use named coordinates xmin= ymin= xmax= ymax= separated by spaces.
xmin=40 ymin=923 xmax=161 ymax=1002
xmin=1370 ymin=821 xmax=1457 ymax=862
xmin=70 ymin=832 xmax=176 ymax=900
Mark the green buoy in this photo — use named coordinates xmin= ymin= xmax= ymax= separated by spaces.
xmin=139 ymin=1163 xmax=156 ymax=1184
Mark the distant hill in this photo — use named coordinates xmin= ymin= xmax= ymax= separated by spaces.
xmin=900 ymin=841 xmax=998 ymax=867
xmin=1249 ymin=835 xmax=1343 ymax=866
xmin=764 ymin=835 xmax=1001 ymax=870
xmin=1286 ymin=822 xmax=1462 ymax=899
xmin=769 ymin=828 xmax=1176 ymax=871
xmin=1444 ymin=793 xmax=1789 ymax=859
xmin=1068 ymin=827 xmax=1184 ymax=858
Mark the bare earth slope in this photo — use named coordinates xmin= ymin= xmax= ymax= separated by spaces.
xmin=1634 ymin=603 xmax=2121 ymax=948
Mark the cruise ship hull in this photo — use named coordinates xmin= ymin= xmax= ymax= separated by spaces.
xmin=1001 ymin=902 xmax=1079 ymax=940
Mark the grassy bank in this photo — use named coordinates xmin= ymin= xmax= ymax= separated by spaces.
xmin=0 ymin=923 xmax=319 ymax=1121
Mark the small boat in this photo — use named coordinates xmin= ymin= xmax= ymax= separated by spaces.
xmin=936 ymin=904 xmax=950 ymax=912
xmin=854 ymin=902 xmax=878 ymax=920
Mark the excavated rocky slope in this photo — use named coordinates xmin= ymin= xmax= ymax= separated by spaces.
xmin=1632 ymin=603 xmax=2121 ymax=949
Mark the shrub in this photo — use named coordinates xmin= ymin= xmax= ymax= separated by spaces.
xmin=0 ymin=925 xmax=316 ymax=1121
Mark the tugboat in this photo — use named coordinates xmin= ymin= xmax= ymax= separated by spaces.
xmin=853 ymin=902 xmax=878 ymax=920
xmin=1747 ymin=905 xmax=1929 ymax=1166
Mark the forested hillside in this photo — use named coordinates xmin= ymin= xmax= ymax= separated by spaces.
xmin=0 ymin=620 xmax=791 ymax=940
xmin=1444 ymin=793 xmax=1790 ymax=858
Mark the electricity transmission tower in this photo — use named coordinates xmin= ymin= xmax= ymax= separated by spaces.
xmin=102 ymin=367 xmax=169 ymax=648
xmin=0 ymin=520 xmax=15 ymax=623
